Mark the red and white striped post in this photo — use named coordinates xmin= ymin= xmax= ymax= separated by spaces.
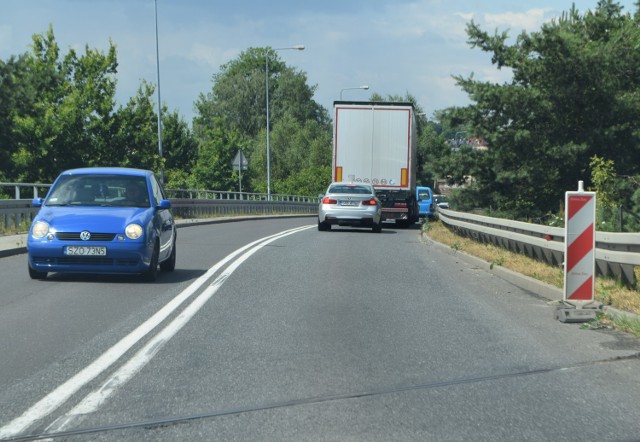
xmin=564 ymin=181 xmax=596 ymax=302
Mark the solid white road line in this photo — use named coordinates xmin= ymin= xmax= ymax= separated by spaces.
xmin=0 ymin=225 xmax=313 ymax=440
xmin=45 ymin=225 xmax=313 ymax=434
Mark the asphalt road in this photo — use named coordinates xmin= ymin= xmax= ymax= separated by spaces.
xmin=1 ymin=218 xmax=639 ymax=441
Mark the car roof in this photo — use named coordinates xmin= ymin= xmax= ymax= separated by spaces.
xmin=326 ymin=183 xmax=376 ymax=196
xmin=58 ymin=167 xmax=154 ymax=178
xmin=327 ymin=182 xmax=374 ymax=190
xmin=328 ymin=181 xmax=373 ymax=188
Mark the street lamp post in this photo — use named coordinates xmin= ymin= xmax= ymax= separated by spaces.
xmin=266 ymin=45 xmax=305 ymax=199
xmin=154 ymin=0 xmax=164 ymax=184
xmin=340 ymin=85 xmax=369 ymax=100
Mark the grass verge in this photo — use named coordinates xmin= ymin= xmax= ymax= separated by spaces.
xmin=422 ymin=219 xmax=640 ymax=337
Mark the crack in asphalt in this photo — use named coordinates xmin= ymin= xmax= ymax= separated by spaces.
xmin=6 ymin=352 xmax=640 ymax=442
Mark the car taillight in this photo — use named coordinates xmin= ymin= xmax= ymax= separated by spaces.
xmin=323 ymin=197 xmax=338 ymax=204
xmin=361 ymin=198 xmax=377 ymax=206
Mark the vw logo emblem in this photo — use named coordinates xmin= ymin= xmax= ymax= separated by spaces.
xmin=80 ymin=231 xmax=91 ymax=241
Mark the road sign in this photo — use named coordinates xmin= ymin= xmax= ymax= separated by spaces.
xmin=232 ymin=150 xmax=248 ymax=171
xmin=564 ymin=181 xmax=596 ymax=302
xmin=232 ymin=150 xmax=248 ymax=193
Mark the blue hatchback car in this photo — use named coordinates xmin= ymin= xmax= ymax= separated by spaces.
xmin=27 ymin=167 xmax=176 ymax=281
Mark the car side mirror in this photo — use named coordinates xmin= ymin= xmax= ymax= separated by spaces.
xmin=32 ymin=197 xmax=43 ymax=207
xmin=158 ymin=199 xmax=171 ymax=210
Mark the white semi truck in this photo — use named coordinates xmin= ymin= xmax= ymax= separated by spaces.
xmin=332 ymin=101 xmax=418 ymax=227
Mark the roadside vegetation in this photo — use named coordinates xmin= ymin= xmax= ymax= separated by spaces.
xmin=422 ymin=220 xmax=640 ymax=337
xmin=3 ymin=2 xmax=640 ymax=231
xmin=2 ymin=1 xmax=640 ymax=336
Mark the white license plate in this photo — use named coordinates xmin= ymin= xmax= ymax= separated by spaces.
xmin=65 ymin=246 xmax=107 ymax=256
xmin=340 ymin=201 xmax=358 ymax=206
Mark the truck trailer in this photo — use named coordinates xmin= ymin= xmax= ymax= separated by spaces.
xmin=332 ymin=101 xmax=418 ymax=227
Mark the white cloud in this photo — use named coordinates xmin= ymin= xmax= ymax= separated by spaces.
xmin=8 ymin=0 xmax=622 ymax=123
xmin=483 ymin=8 xmax=552 ymax=32
xmin=373 ymin=1 xmax=471 ymax=42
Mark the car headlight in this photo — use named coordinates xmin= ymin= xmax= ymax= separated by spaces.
xmin=31 ymin=221 xmax=50 ymax=239
xmin=125 ymin=223 xmax=143 ymax=240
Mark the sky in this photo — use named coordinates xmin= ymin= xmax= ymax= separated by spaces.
xmin=1 ymin=0 xmax=638 ymax=124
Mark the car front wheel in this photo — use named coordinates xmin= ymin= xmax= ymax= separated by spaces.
xmin=28 ymin=265 xmax=47 ymax=280
xmin=143 ymin=241 xmax=159 ymax=282
xmin=160 ymin=238 xmax=176 ymax=272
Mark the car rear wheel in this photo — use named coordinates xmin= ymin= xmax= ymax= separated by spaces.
xmin=28 ymin=265 xmax=47 ymax=280
xmin=143 ymin=241 xmax=159 ymax=282
xmin=372 ymin=222 xmax=382 ymax=233
xmin=160 ymin=238 xmax=176 ymax=272
xmin=318 ymin=221 xmax=331 ymax=231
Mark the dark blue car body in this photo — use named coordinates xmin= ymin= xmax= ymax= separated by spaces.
xmin=27 ymin=167 xmax=176 ymax=281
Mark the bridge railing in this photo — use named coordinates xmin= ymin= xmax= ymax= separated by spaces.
xmin=437 ymin=207 xmax=640 ymax=286
xmin=0 ymin=182 xmax=51 ymax=200
xmin=0 ymin=182 xmax=319 ymax=234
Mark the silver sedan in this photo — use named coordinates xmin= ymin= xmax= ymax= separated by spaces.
xmin=318 ymin=182 xmax=382 ymax=232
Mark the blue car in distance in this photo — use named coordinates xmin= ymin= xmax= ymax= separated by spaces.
xmin=416 ymin=186 xmax=434 ymax=219
xmin=27 ymin=167 xmax=176 ymax=281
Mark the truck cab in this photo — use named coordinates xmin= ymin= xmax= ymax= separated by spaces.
xmin=416 ymin=186 xmax=434 ymax=219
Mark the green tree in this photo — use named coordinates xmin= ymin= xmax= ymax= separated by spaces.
xmin=194 ymin=47 xmax=327 ymax=140
xmin=193 ymin=46 xmax=331 ymax=194
xmin=590 ymin=155 xmax=619 ymax=230
xmin=11 ymin=26 xmax=118 ymax=182
xmin=162 ymin=110 xmax=197 ymax=171
xmin=250 ymin=112 xmax=331 ymax=193
xmin=189 ymin=117 xmax=245 ymax=191
xmin=449 ymin=0 xmax=640 ymax=219
xmin=276 ymin=165 xmax=332 ymax=196
xmin=110 ymin=81 xmax=160 ymax=171
xmin=161 ymin=109 xmax=198 ymax=189
xmin=0 ymin=54 xmax=33 ymax=182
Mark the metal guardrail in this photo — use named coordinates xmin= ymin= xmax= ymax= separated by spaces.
xmin=0 ymin=182 xmax=51 ymax=199
xmin=0 ymin=197 xmax=318 ymax=233
xmin=437 ymin=208 xmax=639 ymax=286
xmin=0 ymin=200 xmax=36 ymax=232
xmin=166 ymin=188 xmax=319 ymax=203
xmin=0 ymin=182 xmax=319 ymax=203
xmin=0 ymin=182 xmax=319 ymax=233
xmin=169 ymin=198 xmax=317 ymax=218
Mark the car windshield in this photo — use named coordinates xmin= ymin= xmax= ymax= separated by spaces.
xmin=45 ymin=175 xmax=150 ymax=208
xmin=328 ymin=184 xmax=372 ymax=195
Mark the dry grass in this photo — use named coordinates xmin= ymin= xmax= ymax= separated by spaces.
xmin=422 ymin=220 xmax=640 ymax=317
